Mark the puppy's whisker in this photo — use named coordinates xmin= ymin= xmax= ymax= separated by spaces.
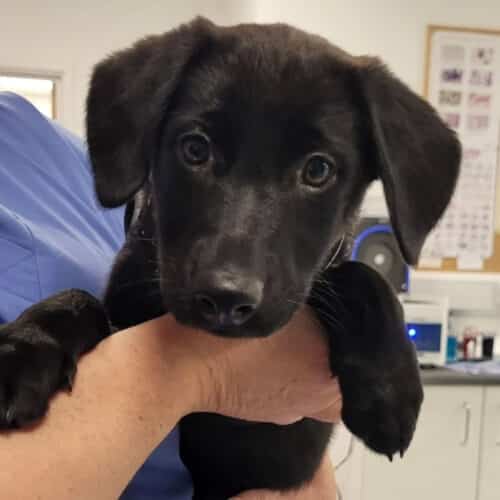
xmin=309 ymin=290 xmax=345 ymax=315
xmin=311 ymin=282 xmax=346 ymax=306
xmin=110 ymin=278 xmax=164 ymax=293
xmin=135 ymin=237 xmax=157 ymax=242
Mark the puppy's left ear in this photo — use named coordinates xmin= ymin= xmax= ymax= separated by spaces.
xmin=86 ymin=17 xmax=214 ymax=207
xmin=356 ymin=58 xmax=461 ymax=265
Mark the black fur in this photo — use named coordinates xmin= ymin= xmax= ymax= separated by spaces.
xmin=0 ymin=18 xmax=460 ymax=499
xmin=0 ymin=290 xmax=110 ymax=428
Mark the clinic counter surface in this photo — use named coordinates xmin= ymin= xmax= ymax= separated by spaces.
xmin=421 ymin=367 xmax=500 ymax=385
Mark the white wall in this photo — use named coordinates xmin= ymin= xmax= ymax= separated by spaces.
xmin=0 ymin=0 xmax=255 ymax=136
xmin=3 ymin=1 xmax=499 ymax=136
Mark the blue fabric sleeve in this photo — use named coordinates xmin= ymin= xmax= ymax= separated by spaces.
xmin=0 ymin=92 xmax=192 ymax=499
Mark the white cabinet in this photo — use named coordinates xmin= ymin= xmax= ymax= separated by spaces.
xmin=330 ymin=383 xmax=500 ymax=500
xmin=359 ymin=386 xmax=483 ymax=500
xmin=478 ymin=387 xmax=500 ymax=500
xmin=329 ymin=423 xmax=364 ymax=500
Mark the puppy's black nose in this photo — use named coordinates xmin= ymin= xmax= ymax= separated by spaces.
xmin=193 ymin=272 xmax=263 ymax=329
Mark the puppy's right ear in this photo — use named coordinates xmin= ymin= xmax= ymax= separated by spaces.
xmin=86 ymin=17 xmax=214 ymax=207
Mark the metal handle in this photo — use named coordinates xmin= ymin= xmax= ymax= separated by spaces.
xmin=461 ymin=402 xmax=471 ymax=446
xmin=496 ymin=404 xmax=500 ymax=447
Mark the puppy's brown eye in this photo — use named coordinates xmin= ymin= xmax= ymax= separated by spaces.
xmin=179 ymin=132 xmax=212 ymax=166
xmin=302 ymin=155 xmax=337 ymax=188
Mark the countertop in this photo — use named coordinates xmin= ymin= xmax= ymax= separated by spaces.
xmin=421 ymin=366 xmax=500 ymax=386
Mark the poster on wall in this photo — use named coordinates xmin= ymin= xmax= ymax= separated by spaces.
xmin=421 ymin=26 xmax=500 ymax=270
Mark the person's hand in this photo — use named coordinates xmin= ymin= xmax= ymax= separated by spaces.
xmin=174 ymin=305 xmax=342 ymax=425
xmin=229 ymin=456 xmax=337 ymax=499
xmin=165 ymin=306 xmax=341 ymax=499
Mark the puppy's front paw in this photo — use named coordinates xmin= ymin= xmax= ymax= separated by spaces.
xmin=309 ymin=261 xmax=423 ymax=459
xmin=0 ymin=326 xmax=75 ymax=428
xmin=0 ymin=289 xmax=111 ymax=429
xmin=340 ymin=361 xmax=423 ymax=459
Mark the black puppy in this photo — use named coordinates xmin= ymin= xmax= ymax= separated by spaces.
xmin=0 ymin=18 xmax=460 ymax=499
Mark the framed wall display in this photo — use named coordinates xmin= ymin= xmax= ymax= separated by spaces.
xmin=420 ymin=25 xmax=500 ymax=272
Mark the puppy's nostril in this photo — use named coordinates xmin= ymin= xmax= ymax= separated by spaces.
xmin=194 ymin=294 xmax=218 ymax=320
xmin=231 ymin=303 xmax=256 ymax=325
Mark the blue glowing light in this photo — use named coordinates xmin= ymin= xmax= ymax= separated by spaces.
xmin=408 ymin=328 xmax=417 ymax=338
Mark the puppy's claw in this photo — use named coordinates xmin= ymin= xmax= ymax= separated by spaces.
xmin=61 ymin=357 xmax=76 ymax=392
xmin=387 ymin=454 xmax=393 ymax=462
xmin=62 ymin=372 xmax=75 ymax=392
xmin=400 ymin=449 xmax=405 ymax=459
xmin=5 ymin=406 xmax=15 ymax=425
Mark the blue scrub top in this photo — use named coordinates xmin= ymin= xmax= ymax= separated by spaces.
xmin=0 ymin=92 xmax=192 ymax=500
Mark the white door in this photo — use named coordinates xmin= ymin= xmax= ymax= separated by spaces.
xmin=477 ymin=387 xmax=500 ymax=500
xmin=360 ymin=386 xmax=483 ymax=500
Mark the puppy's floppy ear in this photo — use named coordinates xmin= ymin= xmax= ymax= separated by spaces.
xmin=86 ymin=17 xmax=214 ymax=207
xmin=356 ymin=58 xmax=461 ymax=265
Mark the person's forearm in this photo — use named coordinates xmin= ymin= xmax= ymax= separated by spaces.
xmin=0 ymin=315 xmax=196 ymax=500
xmin=0 ymin=307 xmax=342 ymax=500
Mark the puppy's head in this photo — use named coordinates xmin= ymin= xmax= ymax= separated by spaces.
xmin=87 ymin=18 xmax=460 ymax=337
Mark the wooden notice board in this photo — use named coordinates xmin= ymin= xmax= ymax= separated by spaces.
xmin=419 ymin=25 xmax=500 ymax=273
